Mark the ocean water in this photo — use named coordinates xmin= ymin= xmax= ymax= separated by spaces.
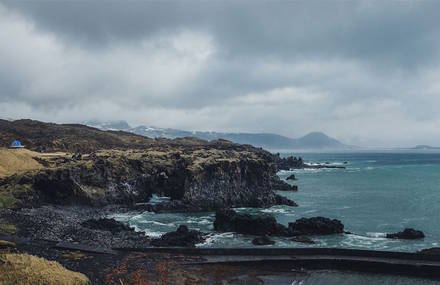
xmin=113 ymin=151 xmax=440 ymax=283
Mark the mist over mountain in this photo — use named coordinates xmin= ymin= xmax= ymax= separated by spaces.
xmin=86 ymin=121 xmax=351 ymax=150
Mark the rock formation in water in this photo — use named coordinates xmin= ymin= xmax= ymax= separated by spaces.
xmin=386 ymin=228 xmax=425 ymax=240
xmin=213 ymin=210 xmax=345 ymax=237
xmin=214 ymin=209 xmax=289 ymax=236
xmin=288 ymin=217 xmax=344 ymax=236
xmin=150 ymin=225 xmax=205 ymax=247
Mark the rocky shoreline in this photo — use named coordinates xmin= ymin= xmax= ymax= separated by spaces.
xmin=0 ymin=120 xmax=435 ymax=284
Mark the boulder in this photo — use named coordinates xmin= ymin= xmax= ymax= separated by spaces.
xmin=150 ymin=225 xmax=205 ymax=247
xmin=214 ymin=209 xmax=288 ymax=236
xmin=81 ymin=218 xmax=133 ymax=234
xmin=288 ymin=217 xmax=344 ymax=236
xmin=386 ymin=228 xmax=425 ymax=240
xmin=291 ymin=236 xmax=315 ymax=244
xmin=286 ymin=174 xmax=296 ymax=180
xmin=252 ymin=235 xmax=275 ymax=246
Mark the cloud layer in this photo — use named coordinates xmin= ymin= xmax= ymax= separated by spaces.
xmin=1 ymin=1 xmax=440 ymax=147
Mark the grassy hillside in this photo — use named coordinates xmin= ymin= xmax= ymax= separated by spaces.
xmin=0 ymin=119 xmax=154 ymax=153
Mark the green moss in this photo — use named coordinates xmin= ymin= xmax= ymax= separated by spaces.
xmin=0 ymin=192 xmax=17 ymax=209
xmin=0 ymin=220 xmax=17 ymax=234
xmin=0 ymin=182 xmax=32 ymax=209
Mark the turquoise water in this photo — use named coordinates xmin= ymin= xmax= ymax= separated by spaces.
xmin=115 ymin=151 xmax=440 ymax=252
xmin=113 ymin=151 xmax=440 ymax=284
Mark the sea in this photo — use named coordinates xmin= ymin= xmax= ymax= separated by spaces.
xmin=114 ymin=151 xmax=440 ymax=284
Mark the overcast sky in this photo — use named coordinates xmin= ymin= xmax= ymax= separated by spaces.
xmin=0 ymin=1 xmax=439 ymax=147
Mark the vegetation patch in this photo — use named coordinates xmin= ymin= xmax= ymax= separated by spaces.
xmin=0 ymin=182 xmax=33 ymax=209
xmin=0 ymin=192 xmax=17 ymax=209
xmin=0 ymin=148 xmax=43 ymax=178
xmin=0 ymin=219 xmax=17 ymax=234
xmin=0 ymin=240 xmax=16 ymax=249
xmin=0 ymin=253 xmax=90 ymax=285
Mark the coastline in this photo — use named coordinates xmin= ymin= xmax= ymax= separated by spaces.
xmin=1 ymin=120 xmax=439 ymax=284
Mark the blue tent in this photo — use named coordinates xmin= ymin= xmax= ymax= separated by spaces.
xmin=10 ymin=140 xmax=24 ymax=148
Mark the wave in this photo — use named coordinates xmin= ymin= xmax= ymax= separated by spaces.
xmin=261 ymin=207 xmax=294 ymax=214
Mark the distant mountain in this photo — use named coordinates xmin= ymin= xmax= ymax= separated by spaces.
xmin=86 ymin=121 xmax=351 ymax=150
xmin=85 ymin=120 xmax=131 ymax=131
xmin=295 ymin=132 xmax=345 ymax=149
xmin=411 ymin=145 xmax=440 ymax=150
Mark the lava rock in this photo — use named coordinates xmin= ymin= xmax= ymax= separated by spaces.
xmin=271 ymin=177 xmax=298 ymax=191
xmin=291 ymin=236 xmax=315 ymax=244
xmin=150 ymin=225 xmax=205 ymax=247
xmin=277 ymin=156 xmax=304 ymax=170
xmin=275 ymin=195 xmax=297 ymax=207
xmin=81 ymin=218 xmax=133 ymax=234
xmin=286 ymin=174 xmax=296 ymax=180
xmin=252 ymin=235 xmax=275 ymax=246
xmin=214 ymin=209 xmax=288 ymax=236
xmin=386 ymin=228 xmax=425 ymax=240
xmin=288 ymin=217 xmax=344 ymax=236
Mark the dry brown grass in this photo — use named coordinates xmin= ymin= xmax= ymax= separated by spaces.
xmin=0 ymin=253 xmax=90 ymax=285
xmin=0 ymin=148 xmax=70 ymax=178
xmin=0 ymin=240 xmax=16 ymax=249
xmin=0 ymin=148 xmax=42 ymax=177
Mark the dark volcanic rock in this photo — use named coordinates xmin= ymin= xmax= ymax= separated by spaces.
xmin=271 ymin=176 xmax=298 ymax=191
xmin=214 ymin=209 xmax=288 ymax=236
xmin=275 ymin=195 xmax=297 ymax=207
xmin=252 ymin=235 xmax=275 ymax=246
xmin=81 ymin=218 xmax=133 ymax=234
xmin=0 ymin=206 xmax=150 ymax=249
xmin=277 ymin=156 xmax=304 ymax=170
xmin=386 ymin=228 xmax=425 ymax=240
xmin=286 ymin=174 xmax=296 ymax=180
xmin=288 ymin=217 xmax=344 ymax=236
xmin=150 ymin=225 xmax=205 ymax=247
xmin=291 ymin=236 xmax=315 ymax=244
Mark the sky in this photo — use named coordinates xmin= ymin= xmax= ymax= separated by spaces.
xmin=0 ymin=1 xmax=440 ymax=147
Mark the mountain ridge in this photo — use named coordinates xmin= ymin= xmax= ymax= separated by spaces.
xmin=86 ymin=121 xmax=352 ymax=150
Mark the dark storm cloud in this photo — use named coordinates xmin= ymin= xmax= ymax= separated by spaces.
xmin=5 ymin=1 xmax=440 ymax=67
xmin=1 ymin=0 xmax=440 ymax=146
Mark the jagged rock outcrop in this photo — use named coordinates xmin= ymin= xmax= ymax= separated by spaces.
xmin=386 ymin=228 xmax=425 ymax=240
xmin=286 ymin=174 xmax=296 ymax=180
xmin=271 ymin=177 xmax=298 ymax=191
xmin=213 ymin=210 xmax=344 ymax=238
xmin=213 ymin=209 xmax=289 ymax=236
xmin=275 ymin=195 xmax=297 ymax=206
xmin=276 ymin=156 xmax=304 ymax=170
xmin=150 ymin=225 xmax=205 ymax=247
xmin=288 ymin=217 xmax=344 ymax=236
xmin=81 ymin=218 xmax=133 ymax=234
